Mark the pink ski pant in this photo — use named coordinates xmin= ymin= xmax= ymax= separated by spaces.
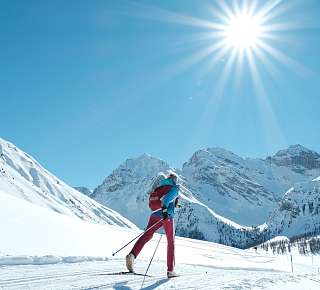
xmin=131 ymin=215 xmax=175 ymax=272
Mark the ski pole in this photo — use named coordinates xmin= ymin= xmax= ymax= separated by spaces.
xmin=141 ymin=233 xmax=163 ymax=289
xmin=140 ymin=207 xmax=182 ymax=288
xmin=112 ymin=218 xmax=164 ymax=256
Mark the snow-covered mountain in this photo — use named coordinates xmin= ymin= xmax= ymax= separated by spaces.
xmin=3 ymin=187 xmax=319 ymax=290
xmin=92 ymin=154 xmax=263 ymax=248
xmin=183 ymin=146 xmax=320 ymax=226
xmin=1 ymin=143 xmax=319 ymax=288
xmin=3 ymin=135 xmax=317 ymax=248
xmin=266 ymin=178 xmax=320 ymax=238
xmin=93 ymin=154 xmax=172 ymax=228
xmin=74 ymin=186 xmax=93 ymax=197
xmin=0 ymin=138 xmax=137 ymax=229
xmin=92 ymin=145 xmax=320 ymax=247
xmin=267 ymin=144 xmax=320 ymax=176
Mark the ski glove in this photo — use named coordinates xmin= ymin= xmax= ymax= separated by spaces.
xmin=162 ymin=206 xmax=168 ymax=220
xmin=174 ymin=197 xmax=181 ymax=208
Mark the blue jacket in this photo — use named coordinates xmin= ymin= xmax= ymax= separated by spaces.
xmin=152 ymin=178 xmax=179 ymax=218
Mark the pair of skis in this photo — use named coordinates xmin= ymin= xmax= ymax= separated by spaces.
xmin=97 ymin=271 xmax=152 ymax=277
xmin=98 ymin=271 xmax=179 ymax=278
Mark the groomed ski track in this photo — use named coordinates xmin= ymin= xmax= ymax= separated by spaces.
xmin=1 ymin=258 xmax=320 ymax=290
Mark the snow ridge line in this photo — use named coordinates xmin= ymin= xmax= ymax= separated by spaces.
xmin=0 ymin=255 xmax=108 ymax=266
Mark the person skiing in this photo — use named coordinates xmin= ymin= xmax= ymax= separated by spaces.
xmin=126 ymin=172 xmax=180 ymax=278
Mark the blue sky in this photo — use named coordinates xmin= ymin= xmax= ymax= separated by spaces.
xmin=1 ymin=0 xmax=320 ymax=188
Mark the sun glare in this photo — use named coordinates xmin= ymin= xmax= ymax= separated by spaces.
xmin=225 ymin=14 xmax=262 ymax=49
xmin=138 ymin=0 xmax=306 ymax=97
xmin=129 ymin=0 xmax=306 ymax=151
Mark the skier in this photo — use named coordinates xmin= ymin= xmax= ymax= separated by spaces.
xmin=126 ymin=172 xmax=180 ymax=278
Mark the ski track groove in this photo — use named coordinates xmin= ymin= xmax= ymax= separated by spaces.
xmin=0 ymin=269 xmax=112 ymax=286
xmin=0 ymin=260 xmax=319 ymax=290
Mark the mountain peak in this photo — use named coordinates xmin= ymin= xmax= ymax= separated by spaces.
xmin=122 ymin=154 xmax=170 ymax=177
xmin=272 ymin=144 xmax=319 ymax=158
xmin=206 ymin=147 xmax=242 ymax=159
xmin=138 ymin=153 xmax=152 ymax=159
xmin=184 ymin=147 xmax=243 ymax=170
xmin=0 ymin=137 xmax=137 ymax=228
xmin=93 ymin=153 xmax=171 ymax=197
xmin=269 ymin=144 xmax=320 ymax=173
xmin=135 ymin=153 xmax=162 ymax=162
xmin=276 ymin=144 xmax=314 ymax=156
xmin=289 ymin=144 xmax=309 ymax=150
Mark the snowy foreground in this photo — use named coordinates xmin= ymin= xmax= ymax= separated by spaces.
xmin=1 ymin=257 xmax=320 ymax=290
xmin=1 ymin=192 xmax=320 ymax=289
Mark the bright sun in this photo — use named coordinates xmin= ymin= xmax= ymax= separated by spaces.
xmin=224 ymin=14 xmax=262 ymax=49
xmin=141 ymin=0 xmax=304 ymax=97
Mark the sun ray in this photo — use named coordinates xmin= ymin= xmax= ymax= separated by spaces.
xmin=157 ymin=40 xmax=228 ymax=84
xmin=127 ymin=1 xmax=225 ymax=30
xmin=245 ymin=48 xmax=287 ymax=152
xmin=258 ymin=31 xmax=285 ymax=42
xmin=258 ymin=0 xmax=294 ymax=25
xmin=247 ymin=0 xmax=259 ymax=16
xmin=232 ymin=0 xmax=242 ymax=16
xmin=255 ymin=0 xmax=282 ymax=23
xmin=169 ymin=30 xmax=227 ymax=51
xmin=208 ymin=6 xmax=230 ymax=24
xmin=253 ymin=46 xmax=283 ymax=82
xmin=120 ymin=0 xmax=308 ymax=139
xmin=217 ymin=47 xmax=238 ymax=94
xmin=204 ymin=46 xmax=239 ymax=110
xmin=233 ymin=47 xmax=245 ymax=91
xmin=242 ymin=0 xmax=250 ymax=15
xmin=256 ymin=39 xmax=312 ymax=77
xmin=216 ymin=0 xmax=236 ymax=21
xmin=193 ymin=47 xmax=239 ymax=143
xmin=134 ymin=0 xmax=307 ymax=88
xmin=261 ymin=21 xmax=302 ymax=32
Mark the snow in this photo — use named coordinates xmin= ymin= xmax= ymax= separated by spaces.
xmin=73 ymin=186 xmax=93 ymax=196
xmin=2 ymin=258 xmax=320 ymax=290
xmin=183 ymin=146 xmax=319 ymax=226
xmin=0 ymin=189 xmax=132 ymax=257
xmin=0 ymin=255 xmax=108 ymax=266
xmin=93 ymin=152 xmax=263 ymax=247
xmin=266 ymin=178 xmax=320 ymax=237
xmin=90 ymin=144 xmax=320 ymax=248
xmin=1 ymin=187 xmax=320 ymax=289
xmin=267 ymin=236 xmax=290 ymax=243
xmin=92 ymin=153 xmax=171 ymax=228
xmin=0 ymin=137 xmax=137 ymax=229
xmin=273 ymin=144 xmax=318 ymax=158
xmin=1 ymin=138 xmax=320 ymax=288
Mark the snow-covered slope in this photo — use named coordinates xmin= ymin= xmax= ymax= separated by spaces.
xmin=74 ymin=186 xmax=93 ymax=197
xmin=183 ymin=147 xmax=319 ymax=225
xmin=0 ymin=138 xmax=136 ymax=229
xmin=0 ymin=190 xmax=262 ymax=264
xmin=1 ymin=190 xmax=320 ymax=290
xmin=266 ymin=178 xmax=320 ymax=238
xmin=92 ymin=145 xmax=320 ymax=247
xmin=268 ymin=144 xmax=320 ymax=176
xmin=92 ymin=154 xmax=171 ymax=227
xmin=92 ymin=154 xmax=264 ymax=248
